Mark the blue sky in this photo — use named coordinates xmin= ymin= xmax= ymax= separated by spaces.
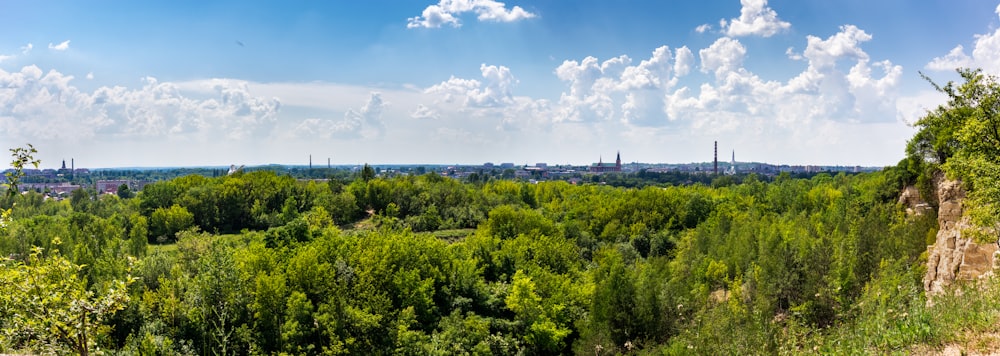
xmin=2 ymin=0 xmax=999 ymax=168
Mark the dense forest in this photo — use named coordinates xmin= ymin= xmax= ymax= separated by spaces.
xmin=2 ymin=68 xmax=1000 ymax=355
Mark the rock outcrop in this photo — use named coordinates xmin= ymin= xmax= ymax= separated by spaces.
xmin=898 ymin=185 xmax=933 ymax=216
xmin=923 ymin=175 xmax=999 ymax=294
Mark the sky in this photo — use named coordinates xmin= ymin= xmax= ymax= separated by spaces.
xmin=2 ymin=0 xmax=1000 ymax=168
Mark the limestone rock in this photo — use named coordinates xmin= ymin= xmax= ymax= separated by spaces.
xmin=923 ymin=175 xmax=998 ymax=294
xmin=899 ymin=185 xmax=932 ymax=216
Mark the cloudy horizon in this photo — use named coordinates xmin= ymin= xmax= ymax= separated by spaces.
xmin=3 ymin=0 xmax=1000 ymax=168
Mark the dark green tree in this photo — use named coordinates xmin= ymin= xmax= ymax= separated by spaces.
xmin=117 ymin=184 xmax=133 ymax=199
xmin=361 ymin=163 xmax=376 ymax=182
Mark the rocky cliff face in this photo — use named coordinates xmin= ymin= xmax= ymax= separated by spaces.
xmin=923 ymin=175 xmax=999 ymax=294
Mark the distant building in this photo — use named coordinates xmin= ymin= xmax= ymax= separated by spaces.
xmin=96 ymin=180 xmax=152 ymax=194
xmin=726 ymin=150 xmax=737 ymax=175
xmin=21 ymin=182 xmax=80 ymax=195
xmin=590 ymin=152 xmax=622 ymax=173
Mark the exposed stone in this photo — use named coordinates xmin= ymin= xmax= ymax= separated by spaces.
xmin=899 ymin=185 xmax=932 ymax=216
xmin=923 ymin=174 xmax=998 ymax=294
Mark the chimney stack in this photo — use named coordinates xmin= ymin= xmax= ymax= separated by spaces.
xmin=713 ymin=141 xmax=718 ymax=175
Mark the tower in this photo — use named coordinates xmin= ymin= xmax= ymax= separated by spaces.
xmin=727 ymin=150 xmax=737 ymax=175
xmin=309 ymin=155 xmax=312 ymax=170
xmin=615 ymin=151 xmax=621 ymax=171
xmin=714 ymin=141 xmax=718 ymax=175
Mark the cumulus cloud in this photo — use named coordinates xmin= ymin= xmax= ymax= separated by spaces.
xmin=700 ymin=37 xmax=747 ymax=77
xmin=926 ymin=5 xmax=1000 ymax=74
xmin=426 ymin=63 xmax=517 ymax=107
xmin=926 ymin=45 xmax=973 ymax=71
xmin=674 ymin=47 xmax=695 ymax=77
xmin=695 ymin=24 xmax=712 ymax=33
xmin=0 ymin=55 xmax=12 ymax=63
xmin=553 ymin=46 xmax=692 ymax=125
xmin=722 ymin=0 xmax=791 ymax=37
xmin=295 ymin=92 xmax=387 ymax=139
xmin=21 ymin=43 xmax=33 ymax=55
xmin=0 ymin=65 xmax=281 ymax=142
xmin=420 ymin=64 xmax=551 ymax=131
xmin=407 ymin=0 xmax=536 ymax=28
xmin=666 ymin=24 xmax=902 ymax=132
xmin=48 ymin=40 xmax=70 ymax=51
xmin=803 ymin=25 xmax=871 ymax=69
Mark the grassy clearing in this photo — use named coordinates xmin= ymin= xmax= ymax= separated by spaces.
xmin=430 ymin=228 xmax=475 ymax=242
xmin=147 ymin=243 xmax=178 ymax=255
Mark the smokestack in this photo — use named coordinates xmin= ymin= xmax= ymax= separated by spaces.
xmin=328 ymin=158 xmax=331 ymax=169
xmin=309 ymin=155 xmax=312 ymax=170
xmin=713 ymin=141 xmax=718 ymax=175
xmin=71 ymin=158 xmax=74 ymax=180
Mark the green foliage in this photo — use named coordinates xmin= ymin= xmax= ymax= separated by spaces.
xmin=2 ymin=144 xmax=40 ymax=230
xmin=0 ymin=247 xmax=133 ymax=355
xmin=150 ymin=204 xmax=195 ymax=243
xmin=9 ymin=138 xmax=1000 ymax=354
xmin=4 ymin=143 xmax=40 ymax=200
xmin=911 ymin=68 xmax=1000 ymax=242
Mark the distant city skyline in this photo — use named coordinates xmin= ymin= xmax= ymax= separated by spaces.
xmin=15 ymin=152 xmax=883 ymax=171
xmin=4 ymin=1 xmax=1000 ymax=168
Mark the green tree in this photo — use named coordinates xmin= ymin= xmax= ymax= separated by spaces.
xmin=149 ymin=205 xmax=195 ymax=243
xmin=2 ymin=144 xmax=40 ymax=228
xmin=0 ymin=247 xmax=132 ymax=355
xmin=911 ymin=68 xmax=1000 ymax=242
xmin=117 ymin=184 xmax=133 ymax=199
xmin=4 ymin=143 xmax=40 ymax=200
xmin=361 ymin=163 xmax=376 ymax=182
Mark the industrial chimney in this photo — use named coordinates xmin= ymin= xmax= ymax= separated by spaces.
xmin=713 ymin=141 xmax=718 ymax=175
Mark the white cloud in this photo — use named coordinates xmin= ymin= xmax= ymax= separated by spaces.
xmin=674 ymin=46 xmax=694 ymax=76
xmin=48 ymin=40 xmax=70 ymax=51
xmin=346 ymin=92 xmax=387 ymax=137
xmin=553 ymin=46 xmax=689 ymax=125
xmin=695 ymin=24 xmax=712 ymax=33
xmin=86 ymin=72 xmax=94 ymax=80
xmin=411 ymin=104 xmax=439 ymax=119
xmin=926 ymin=5 xmax=1000 ymax=74
xmin=407 ymin=0 xmax=536 ymax=28
xmin=0 ymin=65 xmax=281 ymax=142
xmin=420 ymin=63 xmax=553 ymax=131
xmin=803 ymin=25 xmax=871 ymax=69
xmin=0 ymin=43 xmax=35 ymax=63
xmin=926 ymin=45 xmax=973 ymax=71
xmin=785 ymin=47 xmax=803 ymax=61
xmin=722 ymin=0 xmax=791 ymax=37
xmin=426 ymin=63 xmax=516 ymax=107
xmin=700 ymin=37 xmax=746 ymax=77
xmin=667 ymin=24 xmax=902 ymax=134
xmin=294 ymin=92 xmax=387 ymax=139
